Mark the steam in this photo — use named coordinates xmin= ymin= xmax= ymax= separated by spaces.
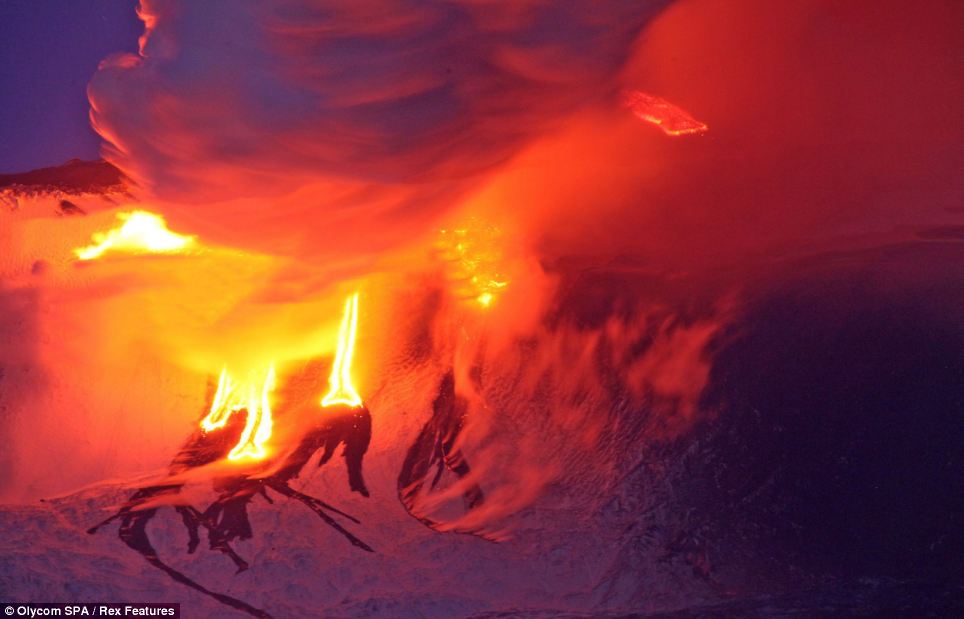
xmin=430 ymin=304 xmax=730 ymax=536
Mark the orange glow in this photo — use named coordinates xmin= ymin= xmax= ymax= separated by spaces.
xmin=73 ymin=210 xmax=195 ymax=260
xmin=321 ymin=293 xmax=363 ymax=408
xmin=622 ymin=90 xmax=708 ymax=137
xmin=201 ymin=365 xmax=276 ymax=461
xmin=437 ymin=220 xmax=509 ymax=308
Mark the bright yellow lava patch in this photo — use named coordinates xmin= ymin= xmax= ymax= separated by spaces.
xmin=74 ymin=210 xmax=195 ymax=260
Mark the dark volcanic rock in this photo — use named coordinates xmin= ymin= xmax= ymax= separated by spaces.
xmin=0 ymin=159 xmax=126 ymax=194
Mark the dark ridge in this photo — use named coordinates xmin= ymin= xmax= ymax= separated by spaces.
xmin=0 ymin=159 xmax=126 ymax=193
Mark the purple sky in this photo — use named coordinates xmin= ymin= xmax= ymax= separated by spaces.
xmin=0 ymin=0 xmax=140 ymax=173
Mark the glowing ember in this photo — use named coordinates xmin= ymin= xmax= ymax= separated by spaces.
xmin=74 ymin=210 xmax=195 ymax=260
xmin=437 ymin=220 xmax=509 ymax=308
xmin=622 ymin=90 xmax=708 ymax=137
xmin=321 ymin=293 xmax=363 ymax=408
xmin=201 ymin=365 xmax=276 ymax=461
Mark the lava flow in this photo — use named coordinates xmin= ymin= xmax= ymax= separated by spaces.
xmin=321 ymin=293 xmax=362 ymax=408
xmin=201 ymin=365 xmax=276 ymax=461
xmin=85 ymin=293 xmax=375 ymax=619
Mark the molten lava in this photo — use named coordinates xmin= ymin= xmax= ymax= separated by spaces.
xmin=321 ymin=293 xmax=362 ymax=408
xmin=73 ymin=210 xmax=196 ymax=260
xmin=622 ymin=90 xmax=708 ymax=136
xmin=201 ymin=365 xmax=276 ymax=461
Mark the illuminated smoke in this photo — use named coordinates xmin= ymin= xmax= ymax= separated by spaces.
xmin=87 ymin=0 xmax=662 ymax=261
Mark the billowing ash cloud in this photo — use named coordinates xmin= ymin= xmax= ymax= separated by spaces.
xmin=88 ymin=0 xmax=663 ymax=257
xmin=83 ymin=0 xmax=964 ymax=269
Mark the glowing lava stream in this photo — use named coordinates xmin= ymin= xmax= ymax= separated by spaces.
xmin=194 ymin=293 xmax=361 ymax=461
xmin=321 ymin=293 xmax=363 ymax=408
xmin=201 ymin=365 xmax=276 ymax=461
xmin=74 ymin=210 xmax=196 ymax=260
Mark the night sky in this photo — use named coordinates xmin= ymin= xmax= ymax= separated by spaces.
xmin=0 ymin=0 xmax=140 ymax=173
